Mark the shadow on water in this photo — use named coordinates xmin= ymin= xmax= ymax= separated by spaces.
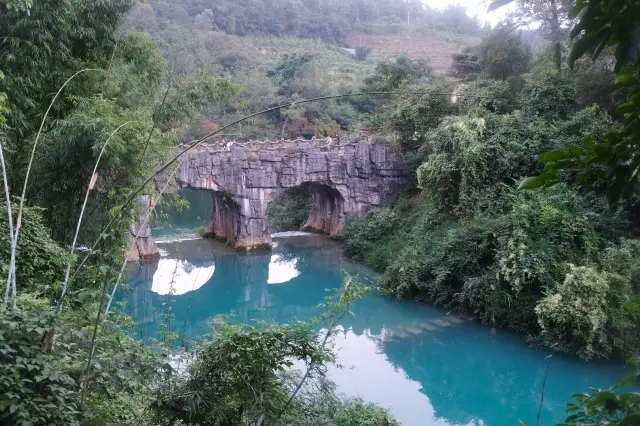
xmin=119 ymin=234 xmax=627 ymax=426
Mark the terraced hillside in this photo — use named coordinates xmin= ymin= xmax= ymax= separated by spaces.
xmin=348 ymin=31 xmax=480 ymax=73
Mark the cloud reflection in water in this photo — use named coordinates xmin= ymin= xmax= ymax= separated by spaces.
xmin=267 ymin=254 xmax=300 ymax=284
xmin=151 ymin=259 xmax=215 ymax=295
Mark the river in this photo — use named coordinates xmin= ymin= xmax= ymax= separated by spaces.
xmin=119 ymin=228 xmax=628 ymax=426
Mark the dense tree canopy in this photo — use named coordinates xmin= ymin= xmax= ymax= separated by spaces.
xmin=144 ymin=0 xmax=484 ymax=44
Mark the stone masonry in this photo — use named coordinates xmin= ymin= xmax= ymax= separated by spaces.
xmin=128 ymin=138 xmax=408 ymax=258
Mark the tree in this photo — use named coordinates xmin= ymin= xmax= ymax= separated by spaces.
xmin=362 ymin=54 xmax=432 ymax=92
xmin=194 ymin=8 xmax=214 ymax=32
xmin=479 ymin=26 xmax=532 ymax=80
xmin=491 ymin=0 xmax=571 ymax=71
xmin=518 ymin=0 xmax=640 ymax=201
xmin=0 ymin=0 xmax=138 ymax=189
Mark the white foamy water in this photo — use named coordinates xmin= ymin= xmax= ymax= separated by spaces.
xmin=271 ymin=231 xmax=315 ymax=238
xmin=155 ymin=236 xmax=201 ymax=244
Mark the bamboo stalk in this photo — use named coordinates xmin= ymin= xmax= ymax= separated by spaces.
xmin=7 ymin=68 xmax=103 ymax=302
xmin=83 ymin=161 xmax=183 ymax=403
xmin=56 ymin=121 xmax=141 ymax=317
xmin=0 ymin=139 xmax=14 ymax=308
xmin=103 ymin=160 xmax=183 ymax=318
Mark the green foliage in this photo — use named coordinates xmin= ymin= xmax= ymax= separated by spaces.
xmin=451 ymin=49 xmax=481 ymax=81
xmin=456 ymin=79 xmax=517 ymax=114
xmin=267 ymin=187 xmax=312 ymax=233
xmin=346 ymin=98 xmax=638 ymax=357
xmin=385 ymin=78 xmax=453 ymax=150
xmin=331 ymin=398 xmax=400 ymax=426
xmin=560 ymin=357 xmax=640 ymax=426
xmin=0 ymin=0 xmax=137 ymax=142
xmin=362 ymin=55 xmax=432 ymax=93
xmin=0 ymin=203 xmax=68 ymax=297
xmin=0 ymin=0 xmax=33 ymax=13
xmin=344 ymin=207 xmax=404 ymax=271
xmin=571 ymin=52 xmax=623 ymax=114
xmin=0 ymin=289 xmax=162 ymax=426
xmin=0 ymin=307 xmax=80 ymax=426
xmin=31 ymin=96 xmax=173 ymax=244
xmin=523 ymin=0 xmax=640 ymax=201
xmin=151 ymin=319 xmax=331 ymax=425
xmin=521 ymin=67 xmax=577 ymax=121
xmin=107 ymin=31 xmax=168 ymax=110
xmin=150 ymin=278 xmax=382 ymax=426
xmin=146 ymin=0 xmax=483 ymax=44
xmin=156 ymin=75 xmax=240 ymax=130
xmin=355 ymin=46 xmax=373 ymax=61
xmin=536 ymin=264 xmax=617 ymax=359
xmin=416 ymin=111 xmax=546 ymax=215
xmin=479 ymin=27 xmax=532 ymax=80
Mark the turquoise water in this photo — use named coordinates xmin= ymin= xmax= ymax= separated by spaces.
xmin=120 ymin=234 xmax=628 ymax=426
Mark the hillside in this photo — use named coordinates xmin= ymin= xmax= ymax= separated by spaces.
xmin=348 ymin=31 xmax=480 ymax=73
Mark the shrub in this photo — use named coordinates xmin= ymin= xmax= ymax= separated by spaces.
xmin=0 ymin=203 xmax=68 ymax=298
xmin=456 ymin=79 xmax=518 ymax=114
xmin=267 ymin=187 xmax=312 ymax=233
xmin=521 ymin=67 xmax=577 ymax=121
xmin=478 ymin=27 xmax=531 ymax=80
xmin=535 ymin=264 xmax=612 ymax=359
xmin=344 ymin=184 xmax=630 ymax=348
xmin=355 ymin=46 xmax=372 ymax=61
xmin=0 ymin=308 xmax=81 ymax=426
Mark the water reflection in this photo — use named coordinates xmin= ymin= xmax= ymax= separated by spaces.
xmin=267 ymin=254 xmax=300 ymax=284
xmin=152 ymin=259 xmax=215 ymax=295
xmin=119 ymin=234 xmax=626 ymax=426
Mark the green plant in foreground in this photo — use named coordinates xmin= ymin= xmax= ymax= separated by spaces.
xmin=149 ymin=276 xmax=386 ymax=426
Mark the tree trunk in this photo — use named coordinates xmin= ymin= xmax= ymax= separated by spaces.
xmin=550 ymin=0 xmax=562 ymax=72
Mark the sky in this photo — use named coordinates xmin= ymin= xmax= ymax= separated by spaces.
xmin=424 ymin=0 xmax=517 ymax=26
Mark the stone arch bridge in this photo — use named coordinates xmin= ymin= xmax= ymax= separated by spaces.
xmin=128 ymin=138 xmax=408 ymax=259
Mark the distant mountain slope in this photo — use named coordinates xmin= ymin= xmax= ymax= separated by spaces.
xmin=348 ymin=31 xmax=480 ymax=73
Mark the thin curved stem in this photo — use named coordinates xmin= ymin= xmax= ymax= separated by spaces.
xmin=103 ymin=160 xmax=183 ymax=318
xmin=138 ymin=73 xmax=172 ymax=169
xmin=8 ymin=68 xmax=103 ymax=297
xmin=0 ymin=139 xmax=14 ymax=308
xmin=84 ymin=161 xmax=184 ymax=404
xmin=56 ymin=120 xmax=141 ymax=317
xmin=81 ymin=274 xmax=109 ymax=406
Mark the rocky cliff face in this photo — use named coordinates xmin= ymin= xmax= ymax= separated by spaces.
xmin=133 ymin=138 xmax=407 ymax=256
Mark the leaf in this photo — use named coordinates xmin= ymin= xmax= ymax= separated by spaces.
xmin=539 ymin=149 xmax=578 ymax=163
xmin=569 ymin=5 xmax=587 ymax=20
xmin=518 ymin=172 xmax=559 ymax=190
xmin=619 ymin=413 xmax=640 ymax=426
xmin=617 ymin=102 xmax=636 ymax=116
xmin=519 ymin=420 xmax=528 ymax=426
xmin=569 ymin=35 xmax=597 ymax=67
xmin=488 ymin=0 xmax=513 ymax=12
xmin=590 ymin=29 xmax=612 ymax=61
